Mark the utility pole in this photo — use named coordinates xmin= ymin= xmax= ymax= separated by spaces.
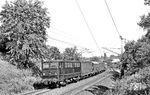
xmin=120 ymin=36 xmax=128 ymax=54
xmin=120 ymin=36 xmax=123 ymax=54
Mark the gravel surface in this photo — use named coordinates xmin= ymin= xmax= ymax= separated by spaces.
xmin=76 ymin=73 xmax=115 ymax=95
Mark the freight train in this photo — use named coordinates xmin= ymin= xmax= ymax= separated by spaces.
xmin=34 ymin=60 xmax=106 ymax=89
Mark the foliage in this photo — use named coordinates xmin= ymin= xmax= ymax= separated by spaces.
xmin=104 ymin=1 xmax=150 ymax=95
xmin=105 ymin=66 xmax=150 ymax=95
xmin=48 ymin=46 xmax=62 ymax=60
xmin=144 ymin=0 xmax=150 ymax=5
xmin=121 ymin=41 xmax=139 ymax=75
xmin=41 ymin=45 xmax=62 ymax=61
xmin=0 ymin=60 xmax=41 ymax=95
xmin=120 ymin=0 xmax=150 ymax=76
xmin=62 ymin=46 xmax=82 ymax=61
xmin=121 ymin=1 xmax=150 ymax=74
xmin=120 ymin=36 xmax=150 ymax=76
xmin=0 ymin=0 xmax=50 ymax=69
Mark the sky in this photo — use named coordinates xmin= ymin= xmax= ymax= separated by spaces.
xmin=0 ymin=0 xmax=150 ymax=57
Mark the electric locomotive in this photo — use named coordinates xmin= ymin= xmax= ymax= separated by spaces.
xmin=41 ymin=60 xmax=105 ymax=88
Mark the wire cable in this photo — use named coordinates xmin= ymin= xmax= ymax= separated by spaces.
xmin=75 ymin=0 xmax=102 ymax=56
xmin=47 ymin=36 xmax=93 ymax=52
xmin=50 ymin=26 xmax=76 ymax=39
xmin=104 ymin=0 xmax=122 ymax=39
xmin=48 ymin=36 xmax=94 ymax=56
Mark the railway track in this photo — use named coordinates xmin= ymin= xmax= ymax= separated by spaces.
xmin=36 ymin=71 xmax=111 ymax=95
xmin=21 ymin=71 xmax=112 ymax=95
xmin=61 ymin=73 xmax=111 ymax=95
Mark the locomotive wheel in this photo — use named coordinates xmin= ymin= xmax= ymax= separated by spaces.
xmin=55 ymin=81 xmax=61 ymax=88
xmin=72 ymin=78 xmax=77 ymax=83
xmin=56 ymin=83 xmax=61 ymax=88
xmin=48 ymin=81 xmax=57 ymax=89
xmin=59 ymin=81 xmax=66 ymax=87
xmin=66 ymin=79 xmax=72 ymax=84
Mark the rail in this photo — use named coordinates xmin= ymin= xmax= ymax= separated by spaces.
xmin=61 ymin=74 xmax=111 ymax=95
xmin=20 ymin=71 xmax=111 ymax=95
xmin=37 ymin=71 xmax=110 ymax=95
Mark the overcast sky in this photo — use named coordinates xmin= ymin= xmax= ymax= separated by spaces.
xmin=0 ymin=0 xmax=150 ymax=57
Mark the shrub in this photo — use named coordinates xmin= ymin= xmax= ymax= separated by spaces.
xmin=104 ymin=67 xmax=150 ymax=95
xmin=0 ymin=60 xmax=41 ymax=95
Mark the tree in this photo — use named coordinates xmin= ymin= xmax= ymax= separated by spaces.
xmin=49 ymin=46 xmax=62 ymax=60
xmin=120 ymin=0 xmax=150 ymax=75
xmin=0 ymin=0 xmax=50 ymax=69
xmin=43 ymin=45 xmax=62 ymax=60
xmin=120 ymin=36 xmax=150 ymax=76
xmin=62 ymin=46 xmax=82 ymax=61
xmin=144 ymin=0 xmax=150 ymax=5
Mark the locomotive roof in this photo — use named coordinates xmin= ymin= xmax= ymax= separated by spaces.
xmin=43 ymin=60 xmax=81 ymax=63
xmin=42 ymin=60 xmax=96 ymax=63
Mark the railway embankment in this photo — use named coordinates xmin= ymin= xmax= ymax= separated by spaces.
xmin=0 ymin=59 xmax=39 ymax=95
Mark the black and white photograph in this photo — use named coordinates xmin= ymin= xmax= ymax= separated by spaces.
xmin=0 ymin=0 xmax=150 ymax=95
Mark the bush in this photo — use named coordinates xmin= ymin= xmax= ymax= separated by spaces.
xmin=104 ymin=67 xmax=150 ymax=95
xmin=0 ymin=60 xmax=41 ymax=95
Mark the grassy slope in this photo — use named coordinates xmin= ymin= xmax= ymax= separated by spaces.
xmin=0 ymin=59 xmax=38 ymax=95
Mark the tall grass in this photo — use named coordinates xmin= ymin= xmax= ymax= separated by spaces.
xmin=0 ymin=60 xmax=41 ymax=95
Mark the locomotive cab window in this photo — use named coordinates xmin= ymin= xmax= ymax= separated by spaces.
xmin=50 ymin=62 xmax=58 ymax=68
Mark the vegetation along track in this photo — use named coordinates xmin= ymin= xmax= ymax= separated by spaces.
xmin=29 ymin=71 xmax=112 ymax=95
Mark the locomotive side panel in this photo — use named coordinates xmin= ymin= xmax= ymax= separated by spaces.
xmin=42 ymin=61 xmax=59 ymax=79
xmin=74 ymin=62 xmax=81 ymax=72
xmin=42 ymin=60 xmax=81 ymax=81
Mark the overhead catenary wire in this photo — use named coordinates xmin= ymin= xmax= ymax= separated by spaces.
xmin=47 ymin=36 xmax=93 ymax=53
xmin=50 ymin=26 xmax=93 ymax=49
xmin=50 ymin=29 xmax=77 ymax=42
xmin=104 ymin=0 xmax=128 ymax=54
xmin=49 ymin=27 xmax=95 ymax=54
xmin=104 ymin=0 xmax=122 ymax=39
xmin=50 ymin=26 xmax=76 ymax=40
xmin=75 ymin=0 xmax=102 ymax=56
xmin=48 ymin=36 xmax=81 ymax=48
